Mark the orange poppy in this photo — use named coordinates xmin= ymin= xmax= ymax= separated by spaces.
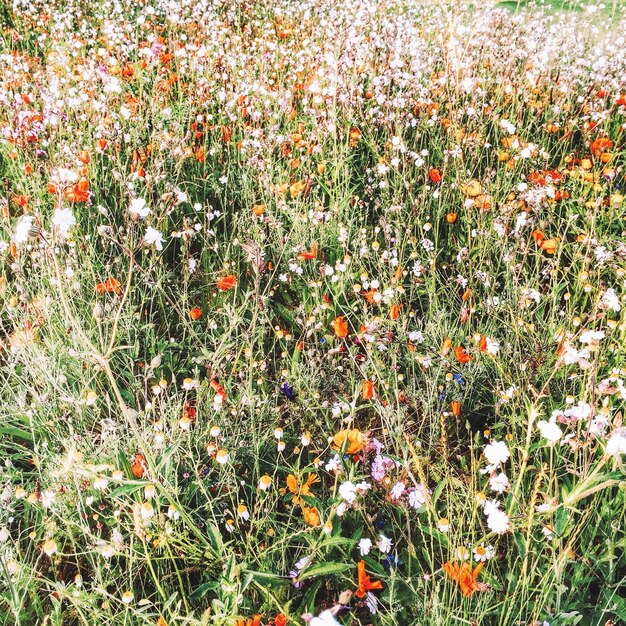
xmin=389 ymin=303 xmax=401 ymax=320
xmin=216 ymin=274 xmax=237 ymax=291
xmin=189 ymin=306 xmax=202 ymax=320
xmin=274 ymin=615 xmax=287 ymax=626
xmin=478 ymin=335 xmax=488 ymax=352
xmin=355 ymin=560 xmax=383 ymax=598
xmin=331 ymin=316 xmax=349 ymax=338
xmin=95 ymin=277 xmax=122 ymax=295
xmin=443 ymin=561 xmax=485 ymax=597
xmin=362 ymin=379 xmax=374 ymax=400
xmin=296 ymin=243 xmax=317 ymax=261
xmin=454 ymin=346 xmax=473 ymax=364
xmin=451 ymin=401 xmax=461 ymax=417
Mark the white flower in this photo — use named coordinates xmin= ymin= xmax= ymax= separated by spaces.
xmin=489 ymin=472 xmax=510 ymax=494
xmin=600 ymin=288 xmax=621 ymax=313
xmin=483 ymin=498 xmax=501 ymax=516
xmin=144 ymin=226 xmax=165 ymax=251
xmin=389 ymin=481 xmax=405 ymax=501
xmin=310 ymin=610 xmax=342 ymax=626
xmin=52 ymin=208 xmax=76 ymax=237
xmin=14 ymin=215 xmax=34 ymax=244
xmin=537 ymin=419 xmax=562 ymax=444
xmin=473 ymin=544 xmax=494 ymax=562
xmin=358 ymin=538 xmax=372 ymax=556
xmin=606 ymin=429 xmax=626 ymax=456
xmin=128 ymin=198 xmax=151 ymax=218
xmin=408 ymin=486 xmax=427 ymax=509
xmin=338 ymin=481 xmax=357 ymax=504
xmin=40 ymin=490 xmax=56 ymax=508
xmin=377 ymin=534 xmax=393 ymax=553
xmin=486 ymin=508 xmax=510 ymax=534
xmin=579 ymin=330 xmax=604 ymax=345
xmin=484 ymin=440 xmax=510 ymax=468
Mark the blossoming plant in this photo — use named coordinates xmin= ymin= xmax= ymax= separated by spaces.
xmin=0 ymin=0 xmax=625 ymax=625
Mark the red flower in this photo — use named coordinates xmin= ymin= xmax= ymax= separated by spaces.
xmin=216 ymin=274 xmax=237 ymax=291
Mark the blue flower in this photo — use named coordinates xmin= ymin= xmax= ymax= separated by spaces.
xmin=280 ymin=382 xmax=296 ymax=401
xmin=383 ymin=554 xmax=401 ymax=569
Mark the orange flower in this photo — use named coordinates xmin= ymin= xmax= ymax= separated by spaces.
xmin=235 ymin=615 xmax=262 ymax=626
xmin=362 ymin=289 xmax=378 ymax=304
xmin=454 ymin=346 xmax=473 ymax=364
xmin=189 ymin=306 xmax=202 ymax=320
xmin=590 ymin=137 xmax=613 ymax=155
xmin=429 ymin=168 xmax=442 ymax=184
xmin=252 ymin=204 xmax=266 ymax=216
xmin=210 ymin=379 xmax=227 ymax=403
xmin=531 ymin=229 xmax=545 ymax=245
xmin=286 ymin=473 xmax=319 ymax=506
xmin=355 ymin=560 xmax=383 ymax=598
xmin=389 ymin=303 xmax=401 ymax=320
xmin=216 ymin=274 xmax=237 ymax=291
xmin=362 ymin=379 xmax=374 ymax=400
xmin=64 ymin=177 xmax=90 ymax=203
xmin=540 ymin=238 xmax=559 ymax=255
xmin=478 ymin=335 xmax=488 ymax=352
xmin=332 ymin=429 xmax=366 ymax=455
xmin=331 ymin=316 xmax=349 ymax=338
xmin=274 ymin=615 xmax=287 ymax=626
xmin=443 ymin=561 xmax=485 ymax=597
xmin=446 ymin=212 xmax=457 ymax=223
xmin=451 ymin=401 xmax=461 ymax=417
xmin=441 ymin=337 xmax=452 ymax=356
xmin=130 ymin=453 xmax=146 ymax=479
xmin=532 ymin=230 xmax=559 ymax=254
xmin=302 ymin=506 xmax=321 ymax=527
xmin=296 ymin=243 xmax=318 ymax=261
xmin=95 ymin=277 xmax=122 ymax=295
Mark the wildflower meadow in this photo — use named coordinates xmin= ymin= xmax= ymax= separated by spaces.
xmin=1 ymin=0 xmax=625 ymax=624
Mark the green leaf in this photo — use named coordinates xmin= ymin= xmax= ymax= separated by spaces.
xmin=0 ymin=427 xmax=33 ymax=442
xmin=555 ymin=507 xmax=569 ymax=536
xmin=513 ymin=530 xmax=527 ymax=559
xmin=299 ymin=562 xmax=351 ymax=581
xmin=243 ymin=570 xmax=290 ymax=589
xmin=189 ymin=581 xmax=217 ymax=602
xmin=431 ymin=480 xmax=446 ymax=506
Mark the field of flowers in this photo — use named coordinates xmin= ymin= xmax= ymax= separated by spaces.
xmin=1 ymin=0 xmax=626 ymax=624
